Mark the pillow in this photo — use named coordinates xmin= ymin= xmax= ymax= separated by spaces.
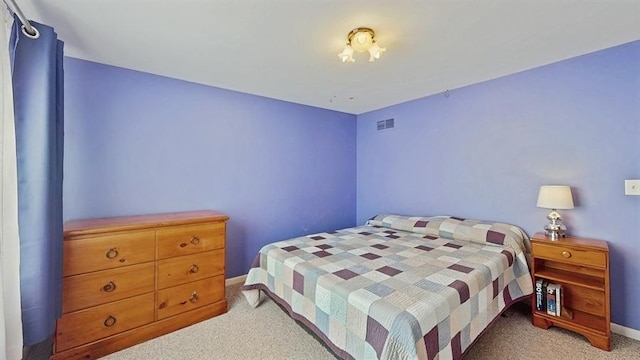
xmin=366 ymin=214 xmax=530 ymax=256
xmin=366 ymin=214 xmax=448 ymax=238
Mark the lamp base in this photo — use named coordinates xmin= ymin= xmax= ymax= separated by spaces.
xmin=544 ymin=223 xmax=567 ymax=241
xmin=544 ymin=228 xmax=566 ymax=241
xmin=543 ymin=209 xmax=568 ymax=241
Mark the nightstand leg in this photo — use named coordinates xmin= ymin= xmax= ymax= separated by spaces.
xmin=532 ymin=314 xmax=551 ymax=329
xmin=584 ymin=333 xmax=611 ymax=351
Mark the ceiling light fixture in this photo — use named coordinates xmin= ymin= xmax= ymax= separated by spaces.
xmin=338 ymin=27 xmax=386 ymax=63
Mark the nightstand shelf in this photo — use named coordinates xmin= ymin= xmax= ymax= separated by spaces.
xmin=533 ymin=268 xmax=605 ymax=290
xmin=530 ymin=233 xmax=610 ymax=351
xmin=533 ymin=306 xmax=607 ymax=332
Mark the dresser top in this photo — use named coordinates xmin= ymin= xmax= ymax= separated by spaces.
xmin=64 ymin=210 xmax=229 ymax=237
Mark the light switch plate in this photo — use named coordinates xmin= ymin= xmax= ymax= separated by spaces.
xmin=625 ymin=180 xmax=640 ymax=195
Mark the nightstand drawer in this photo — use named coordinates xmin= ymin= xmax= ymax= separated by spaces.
xmin=62 ymin=262 xmax=155 ymax=313
xmin=157 ymin=223 xmax=225 ymax=259
xmin=532 ymin=242 xmax=606 ymax=268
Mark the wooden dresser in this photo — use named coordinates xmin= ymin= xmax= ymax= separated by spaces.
xmin=52 ymin=210 xmax=229 ymax=360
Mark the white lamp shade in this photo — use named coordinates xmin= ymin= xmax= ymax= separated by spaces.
xmin=537 ymin=185 xmax=574 ymax=209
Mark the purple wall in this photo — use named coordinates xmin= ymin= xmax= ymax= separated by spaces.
xmin=357 ymin=41 xmax=640 ymax=330
xmin=63 ymin=58 xmax=357 ymax=278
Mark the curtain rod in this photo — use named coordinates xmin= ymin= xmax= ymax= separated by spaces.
xmin=4 ymin=0 xmax=37 ymax=36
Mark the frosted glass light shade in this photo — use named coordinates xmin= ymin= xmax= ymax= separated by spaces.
xmin=338 ymin=45 xmax=355 ymax=62
xmin=368 ymin=43 xmax=386 ymax=61
xmin=537 ymin=185 xmax=574 ymax=209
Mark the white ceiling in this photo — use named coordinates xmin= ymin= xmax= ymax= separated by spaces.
xmin=12 ymin=0 xmax=640 ymax=114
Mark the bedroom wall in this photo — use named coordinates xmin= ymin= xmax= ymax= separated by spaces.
xmin=63 ymin=58 xmax=357 ymax=278
xmin=356 ymin=41 xmax=640 ymax=330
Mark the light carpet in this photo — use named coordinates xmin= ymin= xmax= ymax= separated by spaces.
xmin=103 ymin=283 xmax=640 ymax=359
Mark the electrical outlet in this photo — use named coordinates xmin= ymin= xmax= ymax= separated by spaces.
xmin=625 ymin=180 xmax=640 ymax=195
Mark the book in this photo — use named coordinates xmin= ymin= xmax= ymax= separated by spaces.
xmin=535 ymin=279 xmax=546 ymax=311
xmin=547 ymin=283 xmax=557 ymax=316
xmin=535 ymin=279 xmax=548 ymax=312
xmin=555 ymin=284 xmax=562 ymax=316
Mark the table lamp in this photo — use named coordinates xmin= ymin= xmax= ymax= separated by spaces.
xmin=536 ymin=185 xmax=574 ymax=240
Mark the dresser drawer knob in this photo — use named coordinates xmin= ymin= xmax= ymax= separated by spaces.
xmin=562 ymin=250 xmax=572 ymax=258
xmin=189 ymin=264 xmax=199 ymax=274
xmin=105 ymin=248 xmax=119 ymax=259
xmin=104 ymin=315 xmax=117 ymax=327
xmin=102 ymin=281 xmax=117 ymax=292
xmin=189 ymin=291 xmax=199 ymax=303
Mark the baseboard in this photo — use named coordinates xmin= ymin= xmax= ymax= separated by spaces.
xmin=225 ymin=274 xmax=247 ymax=286
xmin=612 ymin=322 xmax=640 ymax=341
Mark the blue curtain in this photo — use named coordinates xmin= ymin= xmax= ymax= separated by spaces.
xmin=9 ymin=16 xmax=64 ymax=346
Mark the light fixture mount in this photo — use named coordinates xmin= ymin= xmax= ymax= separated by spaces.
xmin=348 ymin=27 xmax=375 ymax=52
xmin=338 ymin=27 xmax=386 ymax=63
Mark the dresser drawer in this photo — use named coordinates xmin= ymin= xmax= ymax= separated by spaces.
xmin=63 ymin=231 xmax=156 ymax=276
xmin=157 ymin=249 xmax=225 ymax=290
xmin=532 ymin=242 xmax=606 ymax=268
xmin=55 ymin=293 xmax=155 ymax=352
xmin=157 ymin=275 xmax=225 ymax=320
xmin=157 ymin=223 xmax=225 ymax=259
xmin=62 ymin=262 xmax=155 ymax=313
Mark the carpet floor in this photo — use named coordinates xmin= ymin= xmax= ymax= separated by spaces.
xmin=103 ymin=283 xmax=640 ymax=359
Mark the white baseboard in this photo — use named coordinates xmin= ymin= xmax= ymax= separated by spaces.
xmin=225 ymin=274 xmax=247 ymax=286
xmin=224 ymin=273 xmax=640 ymax=341
xmin=612 ymin=322 xmax=640 ymax=341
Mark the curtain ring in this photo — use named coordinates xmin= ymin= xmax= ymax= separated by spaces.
xmin=21 ymin=25 xmax=39 ymax=39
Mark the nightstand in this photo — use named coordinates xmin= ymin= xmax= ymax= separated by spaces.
xmin=530 ymin=232 xmax=611 ymax=351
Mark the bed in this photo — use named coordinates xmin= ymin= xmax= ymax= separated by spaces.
xmin=242 ymin=214 xmax=533 ymax=359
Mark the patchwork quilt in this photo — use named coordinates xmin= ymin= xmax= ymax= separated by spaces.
xmin=243 ymin=215 xmax=533 ymax=360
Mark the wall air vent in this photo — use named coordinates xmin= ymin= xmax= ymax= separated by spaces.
xmin=376 ymin=118 xmax=394 ymax=131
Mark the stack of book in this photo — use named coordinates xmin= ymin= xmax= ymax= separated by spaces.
xmin=535 ymin=279 xmax=562 ymax=316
